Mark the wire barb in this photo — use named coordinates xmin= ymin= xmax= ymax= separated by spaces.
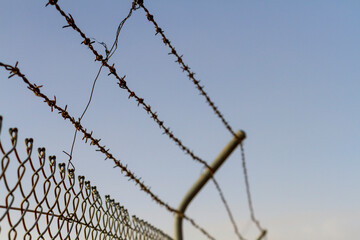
xmin=139 ymin=3 xmax=237 ymax=138
xmin=139 ymin=2 xmax=267 ymax=236
xmin=0 ymin=61 xmax=217 ymax=240
xmin=2 ymin=0 xmax=267 ymax=237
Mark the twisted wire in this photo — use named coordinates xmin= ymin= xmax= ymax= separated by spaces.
xmin=139 ymin=1 xmax=266 ymax=236
xmin=48 ymin=0 xmax=211 ymax=170
xmin=64 ymin=65 xmax=103 ymax=172
xmin=65 ymin=1 xmax=138 ymax=171
xmin=107 ymin=0 xmax=139 ymax=60
xmin=139 ymin=2 xmax=237 ymax=138
xmin=0 ymin=61 xmax=216 ymax=240
xmin=43 ymin=2 xmax=243 ymax=239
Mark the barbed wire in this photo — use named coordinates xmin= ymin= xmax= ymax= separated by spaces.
xmin=42 ymin=2 xmax=246 ymax=239
xmin=0 ymin=61 xmax=216 ymax=240
xmin=65 ymin=0 xmax=137 ymax=173
xmin=138 ymin=1 xmax=266 ymax=236
xmin=48 ymin=0 xmax=212 ymax=170
xmin=138 ymin=2 xmax=237 ymax=138
xmin=4 ymin=0 xmax=267 ymax=237
xmin=107 ymin=0 xmax=139 ymax=60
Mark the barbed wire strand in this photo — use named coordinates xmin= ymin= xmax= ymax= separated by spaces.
xmin=44 ymin=1 xmax=246 ymax=239
xmin=139 ymin=1 xmax=266 ymax=235
xmin=139 ymin=1 xmax=236 ymax=138
xmin=49 ymin=0 xmax=211 ymax=171
xmin=0 ymin=61 xmax=216 ymax=240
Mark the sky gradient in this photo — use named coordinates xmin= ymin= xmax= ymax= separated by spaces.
xmin=1 ymin=0 xmax=359 ymax=239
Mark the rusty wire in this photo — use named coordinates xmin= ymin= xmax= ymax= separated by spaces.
xmin=47 ymin=0 xmax=211 ymax=171
xmin=107 ymin=0 xmax=139 ymax=60
xmin=64 ymin=1 xmax=138 ymax=172
xmin=43 ymin=1 xmax=247 ymax=238
xmin=0 ymin=62 xmax=216 ymax=240
xmin=139 ymin=2 xmax=237 ymax=138
xmin=3 ymin=0 xmax=266 ymax=237
xmin=0 ymin=117 xmax=172 ymax=239
xmin=138 ymin=2 xmax=266 ymax=236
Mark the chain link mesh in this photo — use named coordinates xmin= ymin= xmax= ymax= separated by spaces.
xmin=0 ymin=116 xmax=172 ymax=240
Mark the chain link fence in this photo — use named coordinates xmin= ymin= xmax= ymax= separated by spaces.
xmin=0 ymin=116 xmax=172 ymax=240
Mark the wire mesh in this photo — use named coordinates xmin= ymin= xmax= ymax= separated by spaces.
xmin=0 ymin=61 xmax=216 ymax=240
xmin=1 ymin=0 xmax=268 ymax=238
xmin=0 ymin=116 xmax=173 ymax=240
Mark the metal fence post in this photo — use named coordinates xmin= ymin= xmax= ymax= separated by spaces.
xmin=174 ymin=130 xmax=246 ymax=240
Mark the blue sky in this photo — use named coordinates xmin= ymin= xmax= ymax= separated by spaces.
xmin=1 ymin=0 xmax=359 ymax=239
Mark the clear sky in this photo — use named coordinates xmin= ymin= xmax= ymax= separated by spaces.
xmin=1 ymin=0 xmax=359 ymax=239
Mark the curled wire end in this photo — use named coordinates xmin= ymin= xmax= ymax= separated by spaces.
xmin=63 ymin=150 xmax=72 ymax=160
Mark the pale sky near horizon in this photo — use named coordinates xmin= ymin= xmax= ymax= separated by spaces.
xmin=1 ymin=0 xmax=359 ymax=239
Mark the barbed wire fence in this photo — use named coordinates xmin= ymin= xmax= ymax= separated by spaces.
xmin=0 ymin=61 xmax=216 ymax=240
xmin=63 ymin=0 xmax=140 ymax=173
xmin=0 ymin=116 xmax=173 ymax=240
xmin=1 ymin=0 xmax=267 ymax=239
xmin=44 ymin=1 xmax=250 ymax=238
xmin=138 ymin=2 xmax=265 ymax=235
